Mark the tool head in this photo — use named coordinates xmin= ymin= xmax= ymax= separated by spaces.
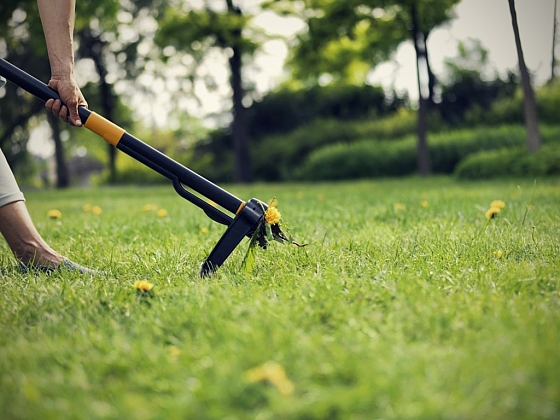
xmin=199 ymin=198 xmax=290 ymax=277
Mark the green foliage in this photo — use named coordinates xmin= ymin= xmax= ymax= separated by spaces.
xmin=295 ymin=137 xmax=417 ymax=180
xmin=455 ymin=144 xmax=560 ymax=180
xmin=296 ymin=125 xmax=560 ymax=181
xmin=270 ymin=0 xmax=460 ymax=86
xmin=192 ymin=84 xmax=409 ymax=182
xmin=1 ymin=178 xmax=560 ymax=419
xmin=157 ymin=7 xmax=258 ymax=53
xmin=247 ymin=84 xmax=406 ymax=139
xmin=251 ymin=111 xmax=422 ymax=182
xmin=469 ymin=80 xmax=560 ymax=127
xmin=535 ymin=81 xmax=560 ymax=124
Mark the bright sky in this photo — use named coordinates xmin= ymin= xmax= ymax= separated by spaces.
xmin=27 ymin=0 xmax=559 ymax=157
xmin=369 ymin=0 xmax=559 ymax=99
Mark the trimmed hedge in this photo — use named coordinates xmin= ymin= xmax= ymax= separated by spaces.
xmin=252 ymin=110 xmax=440 ymax=181
xmin=455 ymin=144 xmax=560 ymax=179
xmin=295 ymin=125 xmax=560 ymax=181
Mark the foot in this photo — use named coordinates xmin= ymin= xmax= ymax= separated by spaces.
xmin=19 ymin=259 xmax=100 ymax=276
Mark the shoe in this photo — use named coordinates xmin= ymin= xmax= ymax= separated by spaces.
xmin=19 ymin=259 xmax=100 ymax=276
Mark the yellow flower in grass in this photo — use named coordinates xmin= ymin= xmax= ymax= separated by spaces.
xmin=394 ymin=203 xmax=405 ymax=211
xmin=83 ymin=204 xmax=92 ymax=212
xmin=91 ymin=206 xmax=102 ymax=215
xmin=142 ymin=204 xmax=158 ymax=212
xmin=200 ymin=227 xmax=209 ymax=234
xmin=134 ymin=279 xmax=154 ymax=292
xmin=490 ymin=200 xmax=506 ymax=209
xmin=156 ymin=209 xmax=168 ymax=218
xmin=486 ymin=207 xmax=501 ymax=220
xmin=169 ymin=346 xmax=181 ymax=357
xmin=268 ymin=198 xmax=279 ymax=207
xmin=47 ymin=209 xmax=62 ymax=219
xmin=493 ymin=250 xmax=504 ymax=258
xmin=265 ymin=206 xmax=281 ymax=225
xmin=245 ymin=361 xmax=294 ymax=396
xmin=421 ymin=200 xmax=429 ymax=208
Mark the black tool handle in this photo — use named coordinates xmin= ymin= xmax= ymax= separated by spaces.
xmin=0 ymin=58 xmax=245 ymax=218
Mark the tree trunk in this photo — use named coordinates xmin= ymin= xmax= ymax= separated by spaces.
xmin=551 ymin=0 xmax=558 ymax=83
xmin=410 ymin=3 xmax=431 ymax=176
xmin=508 ymin=0 xmax=542 ymax=153
xmin=226 ymin=0 xmax=253 ymax=183
xmin=47 ymin=114 xmax=70 ymax=188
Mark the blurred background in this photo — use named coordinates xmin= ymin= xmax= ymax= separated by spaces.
xmin=1 ymin=0 xmax=559 ymax=187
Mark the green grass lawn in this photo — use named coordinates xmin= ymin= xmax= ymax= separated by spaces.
xmin=1 ymin=176 xmax=559 ymax=419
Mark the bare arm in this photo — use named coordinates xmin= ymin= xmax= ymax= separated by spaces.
xmin=37 ymin=0 xmax=87 ymax=127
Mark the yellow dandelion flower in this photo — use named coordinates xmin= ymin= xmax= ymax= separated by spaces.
xmin=156 ymin=209 xmax=168 ymax=217
xmin=142 ymin=204 xmax=158 ymax=211
xmin=394 ymin=203 xmax=405 ymax=211
xmin=91 ymin=206 xmax=102 ymax=215
xmin=493 ymin=250 xmax=503 ymax=258
xmin=47 ymin=209 xmax=62 ymax=219
xmin=265 ymin=207 xmax=281 ymax=225
xmin=421 ymin=200 xmax=429 ymax=208
xmin=134 ymin=279 xmax=154 ymax=292
xmin=83 ymin=204 xmax=92 ymax=212
xmin=268 ymin=198 xmax=279 ymax=207
xmin=244 ymin=361 xmax=294 ymax=396
xmin=169 ymin=346 xmax=181 ymax=357
xmin=200 ymin=227 xmax=209 ymax=234
xmin=490 ymin=200 xmax=506 ymax=209
xmin=486 ymin=207 xmax=501 ymax=220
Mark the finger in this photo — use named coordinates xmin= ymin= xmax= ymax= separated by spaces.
xmin=59 ymin=105 xmax=69 ymax=123
xmin=51 ymin=99 xmax=62 ymax=116
xmin=45 ymin=98 xmax=54 ymax=112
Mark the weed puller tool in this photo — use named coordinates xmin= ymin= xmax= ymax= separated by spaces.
xmin=0 ymin=58 xmax=290 ymax=277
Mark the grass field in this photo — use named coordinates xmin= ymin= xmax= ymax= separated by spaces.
xmin=1 ymin=176 xmax=559 ymax=419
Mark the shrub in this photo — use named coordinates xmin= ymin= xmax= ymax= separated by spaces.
xmin=252 ymin=109 xmax=438 ymax=181
xmin=455 ymin=144 xmax=560 ymax=179
xmin=295 ymin=125 xmax=560 ymax=181
xmin=294 ymin=138 xmax=417 ymax=181
xmin=469 ymin=80 xmax=560 ymax=127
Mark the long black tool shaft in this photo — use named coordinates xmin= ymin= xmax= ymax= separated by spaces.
xmin=0 ymin=58 xmax=244 ymax=216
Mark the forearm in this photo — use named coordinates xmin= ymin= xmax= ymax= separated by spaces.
xmin=37 ymin=0 xmax=76 ymax=78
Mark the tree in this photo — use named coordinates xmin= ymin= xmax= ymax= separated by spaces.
xmin=551 ymin=0 xmax=558 ymax=84
xmin=439 ymin=39 xmax=517 ymax=126
xmin=156 ymin=0 xmax=265 ymax=183
xmin=268 ymin=0 xmax=404 ymax=86
xmin=74 ymin=0 xmax=167 ymax=183
xmin=508 ymin=0 xmax=541 ymax=153
xmin=267 ymin=0 xmax=459 ymax=175
xmin=387 ymin=0 xmax=459 ymax=175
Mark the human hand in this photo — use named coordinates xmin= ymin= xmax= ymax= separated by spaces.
xmin=45 ymin=77 xmax=88 ymax=127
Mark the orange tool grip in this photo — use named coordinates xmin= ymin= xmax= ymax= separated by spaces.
xmin=84 ymin=112 xmax=126 ymax=146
